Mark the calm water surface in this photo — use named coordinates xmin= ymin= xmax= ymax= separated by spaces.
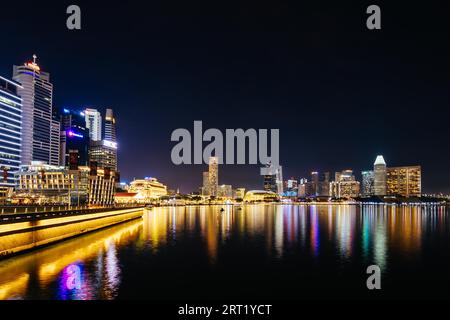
xmin=0 ymin=204 xmax=449 ymax=300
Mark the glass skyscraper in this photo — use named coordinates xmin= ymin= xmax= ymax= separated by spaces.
xmin=208 ymin=156 xmax=219 ymax=197
xmin=373 ymin=155 xmax=387 ymax=195
xmin=0 ymin=75 xmax=22 ymax=193
xmin=85 ymin=108 xmax=102 ymax=141
xmin=13 ymin=56 xmax=60 ymax=166
xmin=361 ymin=170 xmax=375 ymax=196
xmin=104 ymin=108 xmax=116 ymax=142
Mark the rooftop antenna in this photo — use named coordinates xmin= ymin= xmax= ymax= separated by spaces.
xmin=32 ymin=54 xmax=37 ymax=64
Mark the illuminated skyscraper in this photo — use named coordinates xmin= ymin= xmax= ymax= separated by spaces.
xmin=361 ymin=170 xmax=375 ymax=196
xmin=103 ymin=108 xmax=117 ymax=171
xmin=0 ymin=75 xmax=22 ymax=200
xmin=59 ymin=108 xmax=90 ymax=167
xmin=13 ymin=56 xmax=60 ymax=165
xmin=208 ymin=156 xmax=219 ymax=197
xmin=104 ymin=108 xmax=116 ymax=142
xmin=262 ymin=163 xmax=283 ymax=194
xmin=89 ymin=140 xmax=117 ymax=171
xmin=386 ymin=166 xmax=421 ymax=197
xmin=373 ymin=155 xmax=387 ymax=195
xmin=202 ymin=171 xmax=210 ymax=195
xmin=84 ymin=108 xmax=102 ymax=141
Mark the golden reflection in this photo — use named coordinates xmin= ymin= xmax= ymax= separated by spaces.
xmin=0 ymin=274 xmax=29 ymax=300
xmin=0 ymin=218 xmax=142 ymax=300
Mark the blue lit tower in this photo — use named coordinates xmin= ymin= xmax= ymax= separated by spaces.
xmin=59 ymin=108 xmax=90 ymax=167
xmin=0 ymin=75 xmax=22 ymax=194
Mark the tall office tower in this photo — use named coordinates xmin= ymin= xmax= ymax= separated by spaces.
xmin=89 ymin=140 xmax=117 ymax=170
xmin=311 ymin=171 xmax=319 ymax=195
xmin=317 ymin=171 xmax=330 ymax=197
xmin=104 ymin=108 xmax=116 ymax=142
xmin=276 ymin=166 xmax=283 ymax=194
xmin=262 ymin=163 xmax=283 ymax=194
xmin=386 ymin=166 xmax=421 ymax=197
xmin=208 ymin=156 xmax=219 ymax=197
xmin=13 ymin=56 xmax=59 ymax=165
xmin=361 ymin=170 xmax=375 ymax=196
xmin=202 ymin=171 xmax=210 ymax=195
xmin=0 ymin=75 xmax=22 ymax=201
xmin=373 ymin=155 xmax=387 ymax=195
xmin=84 ymin=108 xmax=102 ymax=141
xmin=50 ymin=120 xmax=60 ymax=166
xmin=103 ymin=108 xmax=117 ymax=171
xmin=59 ymin=108 xmax=90 ymax=167
xmin=263 ymin=173 xmax=277 ymax=193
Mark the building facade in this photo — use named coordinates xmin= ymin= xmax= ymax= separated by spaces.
xmin=0 ymin=75 xmax=22 ymax=202
xmin=14 ymin=161 xmax=116 ymax=205
xmin=89 ymin=140 xmax=117 ymax=171
xmin=361 ymin=170 xmax=375 ymax=196
xmin=386 ymin=166 xmax=421 ymax=197
xmin=330 ymin=170 xmax=360 ymax=199
xmin=13 ymin=57 xmax=59 ymax=166
xmin=84 ymin=108 xmax=102 ymax=141
xmin=235 ymin=188 xmax=246 ymax=200
xmin=217 ymin=184 xmax=233 ymax=198
xmin=59 ymin=108 xmax=90 ymax=167
xmin=201 ymin=171 xmax=210 ymax=195
xmin=127 ymin=177 xmax=168 ymax=203
xmin=262 ymin=163 xmax=283 ymax=194
xmin=373 ymin=155 xmax=387 ymax=196
xmin=208 ymin=156 xmax=219 ymax=197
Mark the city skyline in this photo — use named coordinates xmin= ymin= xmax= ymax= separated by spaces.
xmin=0 ymin=59 xmax=443 ymax=195
xmin=1 ymin=2 xmax=450 ymax=194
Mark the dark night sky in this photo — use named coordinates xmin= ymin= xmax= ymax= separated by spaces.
xmin=1 ymin=1 xmax=449 ymax=193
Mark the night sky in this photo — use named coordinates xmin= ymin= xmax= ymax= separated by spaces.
xmin=1 ymin=1 xmax=449 ymax=193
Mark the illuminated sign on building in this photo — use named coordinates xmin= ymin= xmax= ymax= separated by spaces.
xmin=103 ymin=140 xmax=117 ymax=149
xmin=67 ymin=130 xmax=84 ymax=138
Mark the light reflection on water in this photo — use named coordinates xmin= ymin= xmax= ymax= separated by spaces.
xmin=0 ymin=204 xmax=448 ymax=299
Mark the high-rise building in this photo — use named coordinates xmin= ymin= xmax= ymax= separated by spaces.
xmin=201 ymin=171 xmax=210 ymax=195
xmin=84 ymin=108 xmax=102 ymax=141
xmin=89 ymin=140 xmax=117 ymax=171
xmin=104 ymin=108 xmax=116 ymax=142
xmin=103 ymin=108 xmax=117 ymax=170
xmin=208 ymin=156 xmax=219 ymax=197
xmin=13 ymin=56 xmax=60 ymax=166
xmin=386 ymin=166 xmax=421 ymax=197
xmin=59 ymin=108 xmax=90 ymax=167
xmin=330 ymin=169 xmax=360 ymax=199
xmin=361 ymin=170 xmax=375 ymax=196
xmin=310 ymin=171 xmax=319 ymax=195
xmin=318 ymin=172 xmax=330 ymax=197
xmin=0 ymin=75 xmax=22 ymax=201
xmin=373 ymin=155 xmax=387 ymax=195
xmin=262 ymin=163 xmax=283 ymax=194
